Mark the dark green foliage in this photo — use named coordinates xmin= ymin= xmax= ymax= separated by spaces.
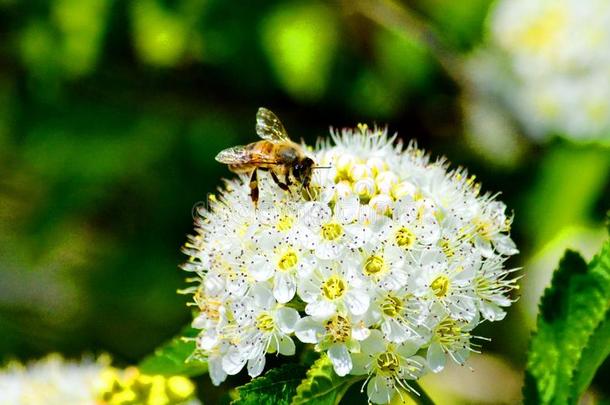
xmin=524 ymin=239 xmax=610 ymax=404
xmin=139 ymin=325 xmax=208 ymax=377
xmin=232 ymin=364 xmax=308 ymax=405
xmin=292 ymin=355 xmax=362 ymax=405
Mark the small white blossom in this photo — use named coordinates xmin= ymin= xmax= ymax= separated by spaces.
xmin=183 ymin=123 xmax=519 ymax=404
xmin=298 ymin=261 xmax=370 ymax=319
xmin=466 ymin=0 xmax=610 ymax=141
xmin=351 ymin=330 xmax=425 ymax=404
xmin=295 ymin=313 xmax=369 ymax=376
xmin=226 ymin=284 xmax=300 ymax=378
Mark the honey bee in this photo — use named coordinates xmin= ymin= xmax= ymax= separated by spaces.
xmin=215 ymin=108 xmax=315 ymax=205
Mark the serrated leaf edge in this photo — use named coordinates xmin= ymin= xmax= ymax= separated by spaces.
xmin=291 ymin=355 xmax=362 ymax=405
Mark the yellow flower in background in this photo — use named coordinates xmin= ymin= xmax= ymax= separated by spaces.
xmin=0 ymin=354 xmax=199 ymax=405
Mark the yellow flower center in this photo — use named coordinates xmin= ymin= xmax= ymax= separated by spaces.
xmin=376 ymin=352 xmax=400 ymax=374
xmin=381 ymin=294 xmax=403 ymax=318
xmin=256 ymin=313 xmax=275 ymax=332
xmin=277 ymin=215 xmax=294 ymax=231
xmin=395 ymin=227 xmax=415 ymax=248
xmin=431 ymin=275 xmax=450 ymax=298
xmin=321 ymin=275 xmax=347 ymax=300
xmin=321 ymin=222 xmax=343 ymax=241
xmin=325 ymin=315 xmax=351 ymax=343
xmin=435 ymin=318 xmax=466 ymax=345
xmin=278 ymin=250 xmax=298 ymax=271
xmin=474 ymin=219 xmax=493 ymax=240
xmin=364 ymin=255 xmax=386 ymax=276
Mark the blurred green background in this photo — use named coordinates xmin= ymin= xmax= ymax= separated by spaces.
xmin=0 ymin=0 xmax=608 ymax=403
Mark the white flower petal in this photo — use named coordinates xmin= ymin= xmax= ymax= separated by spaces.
xmin=480 ymin=301 xmax=507 ymax=321
xmin=350 ymin=353 xmax=370 ymax=375
xmin=345 ymin=290 xmax=370 ymax=316
xmin=418 ymin=216 xmax=441 ymax=244
xmin=305 ymin=299 xmax=336 ymax=319
xmin=252 ymin=284 xmax=275 ymax=309
xmin=360 ymin=330 xmax=386 ymax=354
xmin=300 ymin=202 xmax=331 ymax=228
xmin=495 ymin=234 xmax=519 ymax=256
xmin=273 ymin=272 xmax=296 ymax=304
xmin=222 ymin=350 xmax=247 ymax=375
xmin=295 ymin=317 xmax=325 ymax=343
xmin=327 ymin=343 xmax=353 ymax=376
xmin=474 ymin=236 xmax=494 ymax=258
xmin=209 ymin=357 xmax=228 ymax=386
xmin=278 ymin=335 xmax=296 ymax=356
xmin=316 ymin=241 xmax=341 ymax=260
xmin=276 ymin=307 xmax=300 ymax=333
xmin=427 ymin=342 xmax=446 ymax=373
xmin=352 ymin=321 xmax=371 ymax=341
xmin=249 ymin=255 xmax=274 ymax=281
xmin=247 ymin=355 xmax=266 ymax=378
xmin=367 ymin=374 xmax=394 ymax=404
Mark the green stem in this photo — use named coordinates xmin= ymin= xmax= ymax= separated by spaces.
xmin=408 ymin=381 xmax=436 ymax=405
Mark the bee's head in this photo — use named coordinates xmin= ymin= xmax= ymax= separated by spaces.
xmin=293 ymin=157 xmax=314 ymax=186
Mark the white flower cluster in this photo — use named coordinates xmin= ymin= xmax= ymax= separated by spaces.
xmin=183 ymin=127 xmax=519 ymax=404
xmin=466 ymin=0 xmax=610 ymax=141
xmin=0 ymin=354 xmax=200 ymax=405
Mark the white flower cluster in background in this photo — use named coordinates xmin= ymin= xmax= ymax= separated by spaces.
xmin=0 ymin=354 xmax=200 ymax=405
xmin=466 ymin=0 xmax=610 ymax=141
xmin=183 ymin=127 xmax=519 ymax=404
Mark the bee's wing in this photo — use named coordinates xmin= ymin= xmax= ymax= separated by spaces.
xmin=215 ymin=145 xmax=281 ymax=165
xmin=215 ymin=145 xmax=251 ymax=164
xmin=256 ymin=107 xmax=289 ymax=142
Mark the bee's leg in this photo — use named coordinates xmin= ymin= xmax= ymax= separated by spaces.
xmin=270 ymin=170 xmax=290 ymax=191
xmin=301 ymin=174 xmax=314 ymax=200
xmin=285 ymin=172 xmax=292 ymax=186
xmin=249 ymin=169 xmax=259 ymax=207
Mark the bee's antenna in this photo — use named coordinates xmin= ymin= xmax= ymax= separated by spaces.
xmin=312 ymin=166 xmax=331 ymax=170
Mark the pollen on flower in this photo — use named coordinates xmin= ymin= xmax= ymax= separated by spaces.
xmin=278 ymin=250 xmax=298 ymax=271
xmin=182 ymin=121 xmax=519 ymax=403
xmin=256 ymin=313 xmax=275 ymax=332
xmin=376 ymin=352 xmax=401 ymax=374
xmin=364 ymin=254 xmax=386 ymax=276
xmin=321 ymin=275 xmax=347 ymax=300
xmin=321 ymin=222 xmax=343 ymax=240
xmin=431 ymin=276 xmax=450 ymax=298
xmin=395 ymin=227 xmax=415 ymax=248
xmin=276 ymin=214 xmax=294 ymax=231
xmin=474 ymin=219 xmax=493 ymax=241
xmin=325 ymin=315 xmax=352 ymax=343
xmin=381 ymin=294 xmax=403 ymax=318
xmin=435 ymin=318 xmax=466 ymax=346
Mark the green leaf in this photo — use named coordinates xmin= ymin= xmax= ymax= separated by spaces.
xmin=572 ymin=311 xmax=610 ymax=397
xmin=292 ymin=355 xmax=362 ymax=405
xmin=138 ymin=325 xmax=208 ymax=377
xmin=523 ymin=238 xmax=610 ymax=405
xmin=232 ymin=363 xmax=308 ymax=405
